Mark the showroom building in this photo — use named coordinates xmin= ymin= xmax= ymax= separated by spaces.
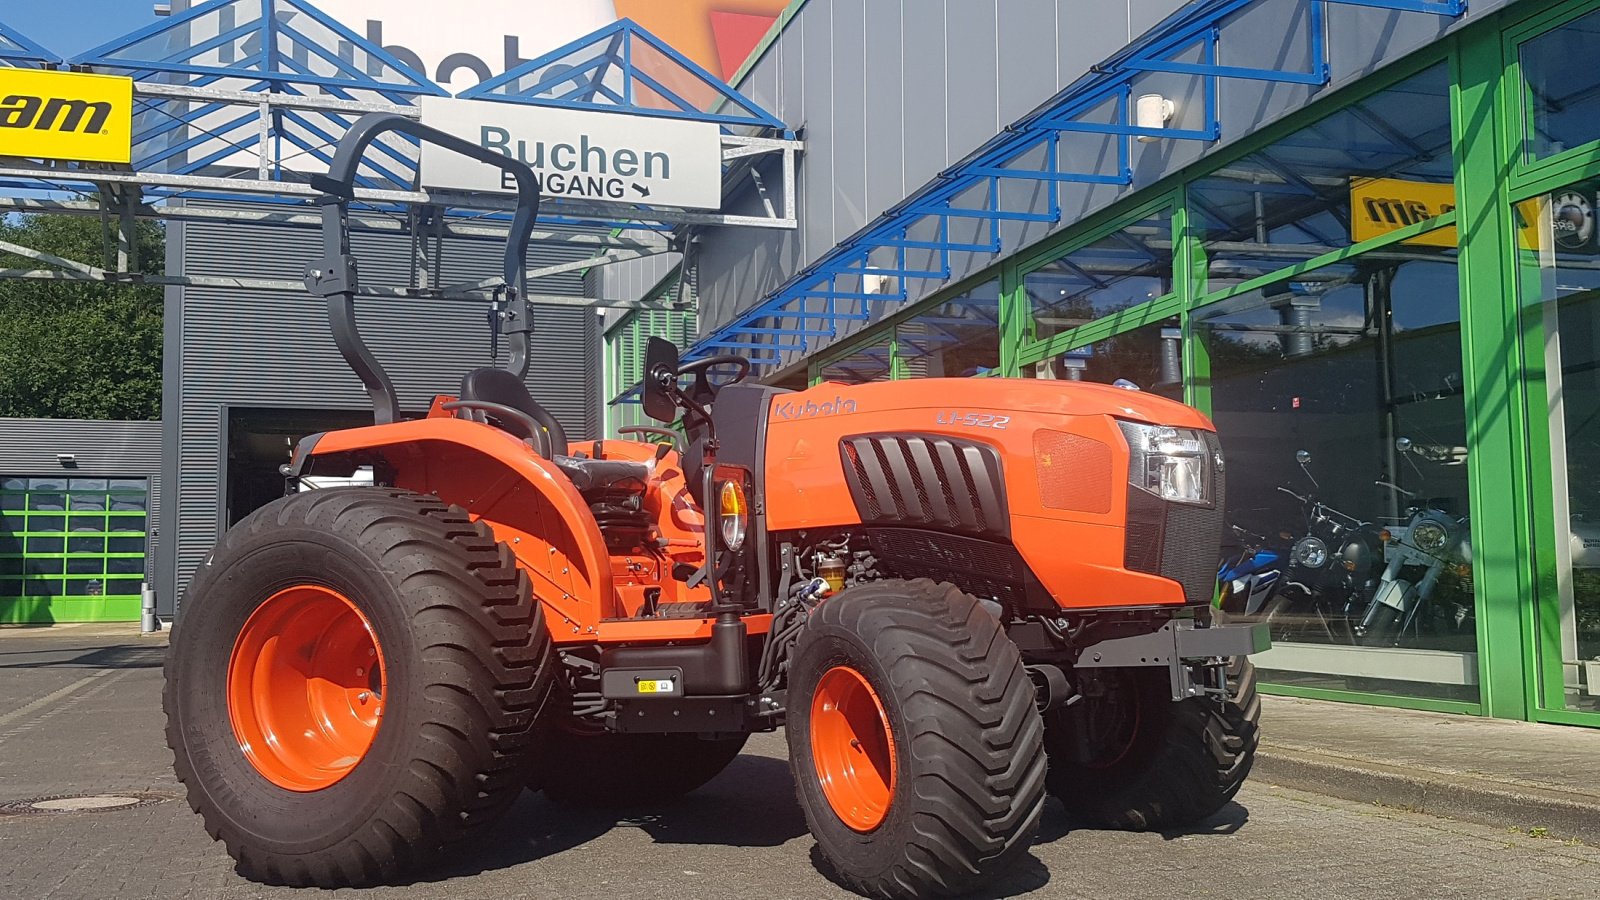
xmin=639 ymin=0 xmax=1600 ymax=728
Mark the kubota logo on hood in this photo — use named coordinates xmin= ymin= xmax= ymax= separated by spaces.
xmin=772 ymin=397 xmax=857 ymax=420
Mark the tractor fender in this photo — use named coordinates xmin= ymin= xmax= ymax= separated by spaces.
xmin=295 ymin=417 xmax=620 ymax=634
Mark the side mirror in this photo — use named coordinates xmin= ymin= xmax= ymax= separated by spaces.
xmin=1295 ymin=450 xmax=1312 ymax=465
xmin=1395 ymin=437 xmax=1413 ymax=453
xmin=642 ymin=337 xmax=681 ymax=423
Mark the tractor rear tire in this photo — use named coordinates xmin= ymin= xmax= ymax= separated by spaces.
xmin=786 ymin=579 xmax=1046 ymax=899
xmin=164 ymin=488 xmax=555 ymax=887
xmin=539 ymin=730 xmax=749 ymax=808
xmin=1043 ymin=656 xmax=1259 ymax=831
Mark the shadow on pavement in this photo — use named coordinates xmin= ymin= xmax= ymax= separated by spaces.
xmin=0 ymin=643 xmax=167 ymax=670
xmin=1036 ymin=797 xmax=1251 ymax=844
xmin=413 ymin=754 xmax=811 ymax=884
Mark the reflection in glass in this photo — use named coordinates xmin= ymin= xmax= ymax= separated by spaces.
xmin=1192 ymin=64 xmax=1452 ymax=292
xmin=1024 ymin=318 xmax=1183 ymax=401
xmin=819 ymin=335 xmax=891 ymax=384
xmin=1521 ymin=9 xmax=1600 ymax=163
xmin=1517 ymin=178 xmax=1600 ymax=712
xmin=896 ymin=280 xmax=1001 ymax=377
xmin=1200 ymin=228 xmax=1474 ymax=702
xmin=1023 ymin=211 xmax=1173 ymax=342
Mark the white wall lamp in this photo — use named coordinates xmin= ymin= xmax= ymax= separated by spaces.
xmin=1135 ymin=93 xmax=1176 ymax=143
xmin=55 ymin=453 xmax=77 ymax=468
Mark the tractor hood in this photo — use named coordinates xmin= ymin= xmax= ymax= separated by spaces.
xmin=771 ymin=378 xmax=1214 ymax=432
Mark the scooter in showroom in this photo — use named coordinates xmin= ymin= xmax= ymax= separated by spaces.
xmin=1361 ymin=438 xmax=1474 ymax=647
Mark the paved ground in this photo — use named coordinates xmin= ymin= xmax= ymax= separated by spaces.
xmin=3 ymin=628 xmax=1600 ymax=900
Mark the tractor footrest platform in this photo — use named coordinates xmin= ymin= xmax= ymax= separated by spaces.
xmin=613 ymin=694 xmax=750 ymax=734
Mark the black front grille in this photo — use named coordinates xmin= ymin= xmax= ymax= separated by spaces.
xmin=1123 ymin=432 xmax=1226 ymax=604
xmin=840 ymin=434 xmax=1008 ymax=539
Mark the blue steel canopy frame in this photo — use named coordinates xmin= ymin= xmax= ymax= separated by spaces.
xmin=681 ymin=0 xmax=1469 ymax=372
xmin=0 ymin=22 xmax=59 ymax=68
xmin=0 ymin=3 xmax=799 ymax=309
xmin=461 ymin=18 xmax=788 ymax=133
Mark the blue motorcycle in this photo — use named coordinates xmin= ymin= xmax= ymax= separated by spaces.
xmin=1216 ymin=525 xmax=1286 ymax=617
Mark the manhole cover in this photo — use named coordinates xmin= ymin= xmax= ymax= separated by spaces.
xmin=0 ymin=792 xmax=173 ymax=816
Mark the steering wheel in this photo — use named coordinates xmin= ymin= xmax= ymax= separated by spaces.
xmin=675 ymin=354 xmax=751 ymax=407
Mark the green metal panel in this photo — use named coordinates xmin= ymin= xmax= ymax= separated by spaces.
xmin=1451 ymin=22 xmax=1536 ymax=721
xmin=0 ymin=479 xmax=148 ymax=624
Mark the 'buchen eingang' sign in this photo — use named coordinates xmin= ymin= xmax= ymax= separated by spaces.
xmin=420 ymin=97 xmax=722 ymax=210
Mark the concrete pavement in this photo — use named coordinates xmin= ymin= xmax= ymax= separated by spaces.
xmin=2 ymin=627 xmax=1598 ymax=899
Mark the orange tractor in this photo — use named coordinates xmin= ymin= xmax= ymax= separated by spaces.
xmin=165 ymin=115 xmax=1267 ymax=898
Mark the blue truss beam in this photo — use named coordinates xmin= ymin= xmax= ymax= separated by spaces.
xmin=73 ymin=0 xmax=445 ymax=97
xmin=679 ymin=0 xmax=1466 ymax=373
xmin=460 ymin=18 xmax=785 ymax=131
xmin=0 ymin=21 xmax=60 ymax=67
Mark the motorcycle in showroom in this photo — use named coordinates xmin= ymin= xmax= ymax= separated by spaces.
xmin=1360 ymin=438 xmax=1475 ymax=647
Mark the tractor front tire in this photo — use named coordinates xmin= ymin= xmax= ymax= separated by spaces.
xmin=787 ymin=579 xmax=1046 ymax=899
xmin=540 ymin=730 xmax=749 ymax=808
xmin=1043 ymin=656 xmax=1260 ymax=831
xmin=164 ymin=488 xmax=555 ymax=887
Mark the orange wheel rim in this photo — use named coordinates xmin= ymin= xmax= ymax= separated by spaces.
xmin=226 ymin=585 xmax=385 ymax=791
xmin=811 ymin=665 xmax=897 ymax=832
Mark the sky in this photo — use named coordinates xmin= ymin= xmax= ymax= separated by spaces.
xmin=4 ymin=3 xmax=163 ymax=57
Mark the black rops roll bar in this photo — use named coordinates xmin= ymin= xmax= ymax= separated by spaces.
xmin=304 ymin=113 xmax=543 ymax=425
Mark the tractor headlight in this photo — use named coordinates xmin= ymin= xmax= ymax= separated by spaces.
xmin=718 ymin=480 xmax=748 ymax=551
xmin=1292 ymin=536 xmax=1329 ymax=569
xmin=1118 ymin=422 xmax=1214 ymax=506
xmin=1412 ymin=519 xmax=1450 ymax=554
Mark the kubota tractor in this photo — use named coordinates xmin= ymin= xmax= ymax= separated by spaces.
xmin=165 ymin=115 xmax=1268 ymax=899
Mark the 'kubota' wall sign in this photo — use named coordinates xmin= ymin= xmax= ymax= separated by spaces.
xmin=419 ymin=97 xmax=723 ymax=210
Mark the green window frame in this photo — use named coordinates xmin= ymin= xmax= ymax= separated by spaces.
xmin=0 ymin=478 xmax=149 ymax=624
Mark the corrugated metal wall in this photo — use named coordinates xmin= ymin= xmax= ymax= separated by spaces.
xmin=160 ymin=210 xmax=602 ymax=612
xmin=0 ymin=418 xmax=162 ymax=583
xmin=694 ymin=0 xmax=1514 ymax=355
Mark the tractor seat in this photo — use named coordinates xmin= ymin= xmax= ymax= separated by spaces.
xmin=458 ymin=367 xmax=569 ymax=457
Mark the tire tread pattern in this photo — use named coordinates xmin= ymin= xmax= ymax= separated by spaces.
xmin=164 ymin=488 xmax=555 ymax=887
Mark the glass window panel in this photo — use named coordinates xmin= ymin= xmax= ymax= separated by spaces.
xmin=0 ymin=534 xmax=19 ymax=555
xmin=71 ymin=515 xmax=107 ymax=533
xmin=109 ymin=495 xmax=146 ymax=512
xmin=1517 ymin=175 xmax=1600 ymax=712
xmin=0 ymin=558 xmax=20 ymax=576
xmin=1192 ymin=64 xmax=1452 ymax=293
xmin=108 ymin=479 xmax=146 ymax=492
xmin=108 ymin=536 xmax=146 ymax=555
xmin=105 ymin=579 xmax=142 ymax=596
xmin=108 ymin=515 xmax=146 ymax=532
xmin=68 ymin=537 xmax=104 ymax=554
xmin=106 ymin=557 xmax=143 ymax=575
xmin=26 ymin=478 xmax=66 ymax=491
xmin=66 ymin=557 xmax=103 ymax=575
xmin=1199 ymin=227 xmax=1473 ymax=702
xmin=1024 ymin=210 xmax=1174 ymax=342
xmin=0 ymin=578 xmax=19 ymax=598
xmin=67 ymin=479 xmax=107 ymax=491
xmin=1521 ymin=9 xmax=1600 ymax=163
xmin=1022 ymin=318 xmax=1184 ymax=401
xmin=0 ymin=491 xmax=24 ymax=510
xmin=1 ymin=512 xmax=25 ymax=531
xmin=25 ymin=558 xmax=63 ymax=576
xmin=69 ymin=493 xmax=107 ymax=512
xmin=27 ymin=516 xmax=64 ymax=533
xmin=895 ymin=280 xmax=1001 ymax=377
xmin=27 ymin=493 xmax=65 ymax=512
xmin=21 ymin=579 xmax=55 ymax=597
xmin=819 ymin=335 xmax=892 ymax=384
xmin=66 ymin=579 xmax=105 ymax=597
xmin=26 ymin=536 xmax=64 ymax=554
xmin=1 ymin=477 xmax=26 ymax=491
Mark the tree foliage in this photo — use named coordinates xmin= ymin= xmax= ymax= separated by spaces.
xmin=0 ymin=215 xmax=164 ymax=420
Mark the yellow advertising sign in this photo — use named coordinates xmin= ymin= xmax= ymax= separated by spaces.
xmin=0 ymin=69 xmax=133 ymax=164
xmin=1349 ymin=177 xmax=1458 ymax=248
